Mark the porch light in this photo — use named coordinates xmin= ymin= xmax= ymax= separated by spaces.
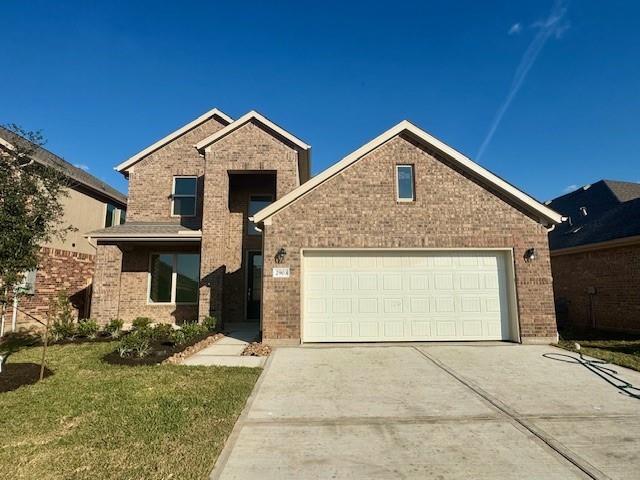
xmin=275 ymin=247 xmax=287 ymax=264
xmin=524 ymin=248 xmax=536 ymax=263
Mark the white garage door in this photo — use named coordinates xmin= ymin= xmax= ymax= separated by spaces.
xmin=302 ymin=250 xmax=513 ymax=342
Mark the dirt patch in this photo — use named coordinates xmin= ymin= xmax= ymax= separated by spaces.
xmin=0 ymin=363 xmax=53 ymax=393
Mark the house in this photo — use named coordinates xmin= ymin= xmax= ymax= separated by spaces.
xmin=88 ymin=108 xmax=562 ymax=344
xmin=547 ymin=180 xmax=640 ymax=333
xmin=0 ymin=126 xmax=127 ymax=331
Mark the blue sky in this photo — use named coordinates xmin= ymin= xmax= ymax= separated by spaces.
xmin=2 ymin=1 xmax=639 ymax=201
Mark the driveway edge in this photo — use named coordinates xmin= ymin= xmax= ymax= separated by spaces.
xmin=209 ymin=353 xmax=275 ymax=480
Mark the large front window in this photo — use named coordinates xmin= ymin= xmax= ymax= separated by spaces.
xmin=149 ymin=253 xmax=199 ymax=304
xmin=172 ymin=176 xmax=197 ymax=216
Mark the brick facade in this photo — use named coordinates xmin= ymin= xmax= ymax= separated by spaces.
xmin=126 ymin=117 xmax=227 ymax=226
xmin=198 ymin=120 xmax=302 ymax=322
xmin=551 ymin=244 xmax=640 ymax=333
xmin=8 ymin=247 xmax=95 ymax=330
xmin=262 ymin=135 xmax=557 ymax=343
xmin=91 ymin=112 xmax=558 ymax=343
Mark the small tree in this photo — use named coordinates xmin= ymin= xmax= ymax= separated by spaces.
xmin=0 ymin=125 xmax=72 ymax=335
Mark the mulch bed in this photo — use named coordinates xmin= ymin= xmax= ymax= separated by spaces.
xmin=102 ymin=332 xmax=224 ymax=366
xmin=163 ymin=333 xmax=225 ymax=364
xmin=242 ymin=342 xmax=272 ymax=357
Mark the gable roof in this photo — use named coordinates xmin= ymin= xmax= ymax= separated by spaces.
xmin=253 ymin=120 xmax=563 ymax=226
xmin=0 ymin=126 xmax=127 ymax=206
xmin=194 ymin=110 xmax=311 ymax=152
xmin=548 ymin=179 xmax=640 ymax=251
xmin=115 ymin=107 xmax=233 ymax=173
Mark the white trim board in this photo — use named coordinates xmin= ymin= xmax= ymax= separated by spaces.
xmin=116 ymin=107 xmax=233 ymax=173
xmin=195 ymin=110 xmax=311 ymax=152
xmin=254 ymin=120 xmax=563 ymax=226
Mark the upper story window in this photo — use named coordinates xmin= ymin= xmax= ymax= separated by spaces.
xmin=172 ymin=176 xmax=197 ymax=217
xmin=247 ymin=196 xmax=272 ymax=235
xmin=396 ymin=165 xmax=415 ymax=202
xmin=105 ymin=203 xmax=117 ymax=227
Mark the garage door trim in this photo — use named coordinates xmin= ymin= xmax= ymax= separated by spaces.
xmin=300 ymin=248 xmax=521 ymax=343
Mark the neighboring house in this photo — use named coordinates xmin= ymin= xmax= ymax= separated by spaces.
xmin=547 ymin=180 xmax=640 ymax=333
xmin=88 ymin=108 xmax=562 ymax=345
xmin=0 ymin=126 xmax=127 ymax=330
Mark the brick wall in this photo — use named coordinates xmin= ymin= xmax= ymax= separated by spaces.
xmin=551 ymin=244 xmax=640 ymax=333
xmin=8 ymin=247 xmax=95 ymax=330
xmin=262 ymin=134 xmax=557 ymax=343
xmin=198 ymin=120 xmax=302 ymax=321
xmin=91 ymin=243 xmax=199 ymax=325
xmin=126 ymin=116 xmax=227 ymax=225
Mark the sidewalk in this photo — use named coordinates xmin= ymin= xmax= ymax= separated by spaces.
xmin=182 ymin=324 xmax=265 ymax=367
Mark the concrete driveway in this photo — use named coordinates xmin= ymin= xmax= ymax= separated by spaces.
xmin=211 ymin=344 xmax=640 ymax=479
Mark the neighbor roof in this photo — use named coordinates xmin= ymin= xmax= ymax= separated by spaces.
xmin=86 ymin=222 xmax=201 ymax=241
xmin=548 ymin=180 xmax=640 ymax=250
xmin=253 ymin=120 xmax=563 ymax=226
xmin=115 ymin=107 xmax=233 ymax=173
xmin=194 ymin=110 xmax=311 ymax=151
xmin=0 ymin=126 xmax=127 ymax=206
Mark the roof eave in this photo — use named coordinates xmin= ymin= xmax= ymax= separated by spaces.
xmin=194 ymin=110 xmax=311 ymax=152
xmin=115 ymin=108 xmax=233 ymax=174
xmin=254 ymin=120 xmax=563 ymax=226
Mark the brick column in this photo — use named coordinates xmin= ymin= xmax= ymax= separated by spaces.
xmin=199 ymin=160 xmax=229 ymax=322
xmin=91 ymin=244 xmax=123 ymax=324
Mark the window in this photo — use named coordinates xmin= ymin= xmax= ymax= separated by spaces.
xmin=119 ymin=209 xmax=126 ymax=224
xmin=149 ymin=253 xmax=200 ymax=304
xmin=247 ymin=195 xmax=272 ymax=235
xmin=105 ymin=204 xmax=116 ymax=227
xmin=172 ymin=176 xmax=197 ymax=216
xmin=396 ymin=165 xmax=415 ymax=201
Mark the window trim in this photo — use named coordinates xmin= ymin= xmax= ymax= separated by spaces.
xmin=395 ymin=164 xmax=415 ymax=202
xmin=247 ymin=195 xmax=273 ymax=236
xmin=104 ymin=203 xmax=117 ymax=227
xmin=171 ymin=176 xmax=198 ymax=218
xmin=147 ymin=252 xmax=200 ymax=306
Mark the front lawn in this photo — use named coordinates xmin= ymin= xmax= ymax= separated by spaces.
xmin=0 ymin=340 xmax=260 ymax=480
xmin=557 ymin=328 xmax=640 ymax=372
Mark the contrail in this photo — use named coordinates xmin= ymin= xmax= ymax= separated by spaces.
xmin=477 ymin=0 xmax=568 ymax=160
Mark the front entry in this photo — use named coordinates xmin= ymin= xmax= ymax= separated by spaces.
xmin=247 ymin=251 xmax=263 ymax=320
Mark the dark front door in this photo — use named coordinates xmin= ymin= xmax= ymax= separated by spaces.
xmin=247 ymin=251 xmax=263 ymax=320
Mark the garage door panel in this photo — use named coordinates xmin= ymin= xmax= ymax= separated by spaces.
xmin=302 ymin=251 xmax=512 ymax=343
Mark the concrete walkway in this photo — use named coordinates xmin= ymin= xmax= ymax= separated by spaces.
xmin=211 ymin=344 xmax=640 ymax=479
xmin=182 ymin=324 xmax=265 ymax=367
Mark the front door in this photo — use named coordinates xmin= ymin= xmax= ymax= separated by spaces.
xmin=247 ymin=251 xmax=263 ymax=320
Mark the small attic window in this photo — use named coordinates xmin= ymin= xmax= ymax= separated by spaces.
xmin=579 ymin=206 xmax=588 ymax=217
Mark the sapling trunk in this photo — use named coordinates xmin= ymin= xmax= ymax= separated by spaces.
xmin=40 ymin=314 xmax=50 ymax=381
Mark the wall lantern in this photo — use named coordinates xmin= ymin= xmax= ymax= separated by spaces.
xmin=275 ymin=247 xmax=287 ymax=264
xmin=524 ymin=247 xmax=537 ymax=263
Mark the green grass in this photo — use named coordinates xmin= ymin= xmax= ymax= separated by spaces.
xmin=557 ymin=328 xmax=640 ymax=372
xmin=0 ymin=340 xmax=261 ymax=480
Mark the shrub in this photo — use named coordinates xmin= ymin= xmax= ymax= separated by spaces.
xmin=132 ymin=317 xmax=152 ymax=330
xmin=170 ymin=329 xmax=187 ymax=346
xmin=77 ymin=319 xmax=100 ymax=338
xmin=116 ymin=331 xmax=151 ymax=358
xmin=49 ymin=291 xmax=76 ymax=341
xmin=152 ymin=323 xmax=174 ymax=343
xmin=104 ymin=318 xmax=124 ymax=338
xmin=180 ymin=322 xmax=208 ymax=343
xmin=202 ymin=315 xmax=217 ymax=332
